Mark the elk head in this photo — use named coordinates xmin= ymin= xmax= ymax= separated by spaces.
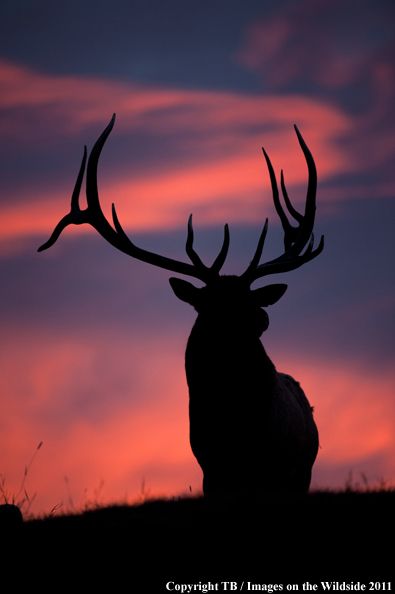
xmin=38 ymin=113 xmax=323 ymax=315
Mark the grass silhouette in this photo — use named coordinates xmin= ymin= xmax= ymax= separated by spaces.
xmin=0 ymin=441 xmax=43 ymax=521
xmin=1 ymin=449 xmax=393 ymax=585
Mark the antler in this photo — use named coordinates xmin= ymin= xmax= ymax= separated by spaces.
xmin=38 ymin=114 xmax=229 ymax=284
xmin=241 ymin=125 xmax=324 ymax=285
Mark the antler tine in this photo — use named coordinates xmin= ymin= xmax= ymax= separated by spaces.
xmin=211 ymin=223 xmax=230 ymax=274
xmin=241 ymin=126 xmax=324 ymax=285
xmin=261 ymin=147 xmax=295 ymax=249
xmin=38 ymin=115 xmax=118 ymax=252
xmin=280 ymin=171 xmax=304 ymax=225
xmin=37 ymin=146 xmax=88 ymax=252
xmin=186 ymin=214 xmax=207 ymax=270
xmin=109 ymin=207 xmax=203 ymax=280
xmin=261 ymin=130 xmax=312 ymax=252
xmin=83 ymin=113 xmax=119 ymax=241
xmin=287 ymin=125 xmax=319 ymax=257
xmin=185 ymin=215 xmax=230 ymax=279
xmin=243 ymin=218 xmax=269 ymax=276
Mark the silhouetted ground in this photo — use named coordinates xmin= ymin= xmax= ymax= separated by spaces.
xmin=3 ymin=490 xmax=393 ymax=588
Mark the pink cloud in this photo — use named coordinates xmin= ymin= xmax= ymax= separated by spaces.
xmin=236 ymin=0 xmax=395 ymax=180
xmin=267 ymin=353 xmax=395 ymax=488
xmin=0 ymin=59 xmax=356 ymax=249
xmin=0 ymin=326 xmax=198 ymax=515
xmin=236 ymin=0 xmax=394 ymax=91
xmin=2 ymin=55 xmax=391 ymax=252
xmin=0 ymin=59 xmax=351 ymax=146
xmin=1 ymin=321 xmax=393 ymax=516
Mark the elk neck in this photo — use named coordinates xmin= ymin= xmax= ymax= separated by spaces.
xmin=184 ymin=275 xmax=278 ymax=399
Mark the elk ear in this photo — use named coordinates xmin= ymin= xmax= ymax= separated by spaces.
xmin=253 ymin=283 xmax=288 ymax=307
xmin=169 ymin=277 xmax=200 ymax=307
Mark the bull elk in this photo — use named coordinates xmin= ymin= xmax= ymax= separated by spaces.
xmin=39 ymin=114 xmax=324 ymax=495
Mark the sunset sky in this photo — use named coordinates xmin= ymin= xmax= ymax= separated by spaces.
xmin=0 ymin=0 xmax=394 ymax=517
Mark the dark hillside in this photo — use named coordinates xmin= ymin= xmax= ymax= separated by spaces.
xmin=3 ymin=490 xmax=393 ymax=588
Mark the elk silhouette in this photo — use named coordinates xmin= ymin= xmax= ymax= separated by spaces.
xmin=39 ymin=114 xmax=324 ymax=495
